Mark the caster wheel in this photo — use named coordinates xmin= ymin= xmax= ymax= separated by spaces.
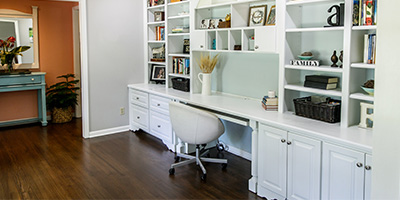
xmin=222 ymin=163 xmax=228 ymax=170
xmin=201 ymin=173 xmax=207 ymax=181
xmin=206 ymin=153 xmax=211 ymax=158
xmin=169 ymin=168 xmax=175 ymax=175
xmin=174 ymin=156 xmax=180 ymax=162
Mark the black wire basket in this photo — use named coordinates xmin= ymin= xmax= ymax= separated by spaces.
xmin=171 ymin=77 xmax=190 ymax=92
xmin=293 ymin=96 xmax=341 ymax=123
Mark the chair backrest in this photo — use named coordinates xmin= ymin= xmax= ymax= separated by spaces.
xmin=169 ymin=101 xmax=225 ymax=145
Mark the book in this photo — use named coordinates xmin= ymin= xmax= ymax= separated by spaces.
xmin=305 ymin=75 xmax=339 ymax=83
xmin=261 ymin=102 xmax=278 ymax=111
xmin=183 ymin=39 xmax=190 ymax=54
xmin=304 ymin=80 xmax=338 ymax=90
xmin=365 ymin=0 xmax=373 ymax=25
xmin=363 ymin=33 xmax=376 ymax=64
xmin=353 ymin=0 xmax=360 ymax=26
xmin=289 ymin=59 xmax=320 ymax=66
xmin=262 ymin=97 xmax=278 ymax=106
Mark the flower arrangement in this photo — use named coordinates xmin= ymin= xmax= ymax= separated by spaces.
xmin=0 ymin=36 xmax=30 ymax=72
xmin=197 ymin=53 xmax=220 ymax=73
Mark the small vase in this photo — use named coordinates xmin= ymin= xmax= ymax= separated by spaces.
xmin=198 ymin=73 xmax=211 ymax=95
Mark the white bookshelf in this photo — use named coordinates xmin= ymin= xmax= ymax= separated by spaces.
xmin=285 ymin=84 xmax=342 ymax=97
xmin=285 ymin=65 xmax=343 ymax=73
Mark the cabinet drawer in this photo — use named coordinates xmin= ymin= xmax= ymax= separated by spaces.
xmin=130 ymin=89 xmax=149 ymax=108
xmin=149 ymin=94 xmax=170 ymax=115
xmin=0 ymin=75 xmax=43 ymax=86
xmin=131 ymin=104 xmax=149 ymax=130
xmin=150 ymin=111 xmax=172 ymax=144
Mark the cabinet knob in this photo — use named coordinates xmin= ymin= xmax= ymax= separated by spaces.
xmin=287 ymin=141 xmax=292 ymax=145
xmin=136 ymin=97 xmax=139 ymax=100
xmin=356 ymin=162 xmax=363 ymax=168
xmin=365 ymin=165 xmax=372 ymax=170
xmin=281 ymin=139 xmax=286 ymax=143
xmin=137 ymin=116 xmax=140 ymax=119
xmin=255 ymin=45 xmax=259 ymax=49
xmin=157 ymin=125 xmax=161 ymax=128
xmin=157 ymin=103 xmax=161 ymax=106
xmin=31 ymin=78 xmax=35 ymax=81
xmin=200 ymin=45 xmax=204 ymax=48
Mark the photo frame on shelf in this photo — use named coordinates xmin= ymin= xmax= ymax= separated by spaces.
xmin=154 ymin=11 xmax=165 ymax=22
xmin=266 ymin=5 xmax=276 ymax=26
xmin=200 ymin=19 xmax=209 ymax=29
xmin=248 ymin=5 xmax=267 ymax=26
xmin=150 ymin=65 xmax=166 ymax=81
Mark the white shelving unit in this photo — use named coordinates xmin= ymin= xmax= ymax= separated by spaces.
xmin=144 ymin=0 xmax=192 ymax=90
xmin=278 ymin=0 xmax=377 ymax=127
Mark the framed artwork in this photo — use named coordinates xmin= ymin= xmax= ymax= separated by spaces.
xmin=154 ymin=11 xmax=164 ymax=22
xmin=151 ymin=65 xmax=166 ymax=81
xmin=248 ymin=5 xmax=267 ymax=26
xmin=200 ymin=19 xmax=209 ymax=29
xmin=266 ymin=5 xmax=276 ymax=25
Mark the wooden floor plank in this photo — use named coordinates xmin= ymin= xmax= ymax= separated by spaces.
xmin=0 ymin=119 xmax=263 ymax=199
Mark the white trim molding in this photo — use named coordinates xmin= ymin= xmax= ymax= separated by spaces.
xmin=89 ymin=125 xmax=130 ymax=138
xmin=226 ymin=145 xmax=252 ymax=161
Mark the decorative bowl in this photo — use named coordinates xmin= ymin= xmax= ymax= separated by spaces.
xmin=298 ymin=55 xmax=313 ymax=60
xmin=361 ymin=86 xmax=374 ymax=96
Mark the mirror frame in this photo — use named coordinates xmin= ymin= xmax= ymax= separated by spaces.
xmin=0 ymin=6 xmax=39 ymax=69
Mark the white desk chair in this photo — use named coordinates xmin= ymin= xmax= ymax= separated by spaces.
xmin=168 ymin=101 xmax=227 ymax=181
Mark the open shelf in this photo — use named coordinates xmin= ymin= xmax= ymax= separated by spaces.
xmin=351 ymin=63 xmax=375 ymax=69
xmin=195 ymin=0 xmax=266 ymax=9
xmin=168 ymin=15 xmax=190 ymax=20
xmin=167 ymin=0 xmax=190 ymax=6
xmin=168 ymin=73 xmax=190 ymax=79
xmin=147 ymin=21 xmax=165 ymax=25
xmin=168 ymin=33 xmax=190 ymax=36
xmin=168 ymin=53 xmax=190 ymax=57
xmin=286 ymin=27 xmax=344 ymax=33
xmin=352 ymin=25 xmax=377 ymax=31
xmin=285 ymin=83 xmax=342 ymax=97
xmin=147 ymin=4 xmax=165 ymax=10
xmin=285 ymin=65 xmax=343 ymax=73
xmin=148 ymin=40 xmax=166 ymax=43
xmin=286 ymin=0 xmax=343 ymax=6
xmin=350 ymin=93 xmax=374 ymax=102
xmin=148 ymin=61 xmax=166 ymax=65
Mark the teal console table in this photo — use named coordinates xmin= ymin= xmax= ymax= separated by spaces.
xmin=0 ymin=72 xmax=47 ymax=127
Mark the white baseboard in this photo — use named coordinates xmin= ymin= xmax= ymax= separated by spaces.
xmin=226 ymin=145 xmax=251 ymax=161
xmin=89 ymin=125 xmax=130 ymax=138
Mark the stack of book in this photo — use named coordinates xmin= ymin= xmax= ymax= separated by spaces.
xmin=155 ymin=26 xmax=165 ymax=41
xmin=304 ymin=75 xmax=339 ymax=90
xmin=363 ymin=34 xmax=376 ymax=64
xmin=353 ymin=0 xmax=377 ymax=26
xmin=261 ymin=96 xmax=278 ymax=111
xmin=172 ymin=57 xmax=190 ymax=75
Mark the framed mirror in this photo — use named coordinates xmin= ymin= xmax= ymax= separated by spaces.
xmin=0 ymin=6 xmax=39 ymax=69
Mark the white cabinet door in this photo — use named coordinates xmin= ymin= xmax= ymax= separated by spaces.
xmin=321 ymin=143 xmax=365 ymax=200
xmin=258 ymin=124 xmax=287 ymax=199
xmin=287 ymin=133 xmax=321 ymax=200
xmin=364 ymin=154 xmax=372 ymax=200
xmin=254 ymin=26 xmax=276 ymax=52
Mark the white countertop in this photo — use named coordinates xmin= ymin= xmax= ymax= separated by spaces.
xmin=128 ymin=83 xmax=373 ymax=154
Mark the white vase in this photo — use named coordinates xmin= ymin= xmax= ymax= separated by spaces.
xmin=198 ymin=73 xmax=211 ymax=95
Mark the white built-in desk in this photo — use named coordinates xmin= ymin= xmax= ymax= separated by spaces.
xmin=128 ymin=83 xmax=373 ymax=198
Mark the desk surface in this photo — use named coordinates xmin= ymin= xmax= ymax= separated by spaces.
xmin=128 ymin=83 xmax=373 ymax=153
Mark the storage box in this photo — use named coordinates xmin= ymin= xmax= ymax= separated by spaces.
xmin=171 ymin=77 xmax=190 ymax=92
xmin=293 ymin=96 xmax=341 ymax=123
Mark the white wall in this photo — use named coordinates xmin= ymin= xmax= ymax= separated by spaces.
xmin=86 ymin=0 xmax=144 ymax=133
xmin=372 ymin=0 xmax=400 ymax=198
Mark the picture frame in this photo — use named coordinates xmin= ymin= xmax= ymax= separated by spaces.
xmin=266 ymin=5 xmax=276 ymax=26
xmin=150 ymin=65 xmax=166 ymax=81
xmin=154 ymin=11 xmax=164 ymax=22
xmin=248 ymin=5 xmax=267 ymax=26
xmin=200 ymin=19 xmax=209 ymax=29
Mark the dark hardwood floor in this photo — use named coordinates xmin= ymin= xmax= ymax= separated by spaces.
xmin=0 ymin=119 xmax=263 ymax=199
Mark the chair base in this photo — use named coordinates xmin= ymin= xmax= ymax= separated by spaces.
xmin=169 ymin=146 xmax=227 ymax=180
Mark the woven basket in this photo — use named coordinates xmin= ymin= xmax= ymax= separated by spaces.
xmin=52 ymin=107 xmax=73 ymax=123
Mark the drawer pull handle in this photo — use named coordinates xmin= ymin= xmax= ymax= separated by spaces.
xmin=287 ymin=141 xmax=292 ymax=145
xmin=281 ymin=139 xmax=286 ymax=143
xmin=137 ymin=116 xmax=140 ymax=119
xmin=356 ymin=162 xmax=363 ymax=168
xmin=157 ymin=125 xmax=161 ymax=128
xmin=31 ymin=78 xmax=35 ymax=81
xmin=157 ymin=104 xmax=160 ymax=106
xmin=365 ymin=165 xmax=372 ymax=170
xmin=136 ymin=97 xmax=139 ymax=100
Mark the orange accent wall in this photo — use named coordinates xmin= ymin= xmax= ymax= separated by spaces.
xmin=0 ymin=0 xmax=78 ymax=122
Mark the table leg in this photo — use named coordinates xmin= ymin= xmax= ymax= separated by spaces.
xmin=248 ymin=120 xmax=258 ymax=193
xmin=39 ymin=87 xmax=48 ymax=126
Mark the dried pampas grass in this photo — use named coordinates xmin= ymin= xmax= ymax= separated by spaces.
xmin=197 ymin=53 xmax=219 ymax=73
